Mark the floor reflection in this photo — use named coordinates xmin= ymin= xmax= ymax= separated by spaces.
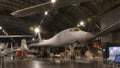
xmin=0 ymin=58 xmax=97 ymax=68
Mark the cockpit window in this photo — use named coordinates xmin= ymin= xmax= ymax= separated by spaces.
xmin=69 ymin=28 xmax=80 ymax=32
xmin=74 ymin=28 xmax=80 ymax=31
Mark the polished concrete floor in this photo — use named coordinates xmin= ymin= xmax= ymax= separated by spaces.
xmin=0 ymin=58 xmax=102 ymax=68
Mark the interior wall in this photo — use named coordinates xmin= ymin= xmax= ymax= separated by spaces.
xmin=101 ymin=6 xmax=120 ymax=30
xmin=101 ymin=6 xmax=120 ymax=44
xmin=112 ymin=31 xmax=120 ymax=43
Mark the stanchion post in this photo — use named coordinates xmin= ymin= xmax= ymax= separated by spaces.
xmin=0 ymin=56 xmax=4 ymax=68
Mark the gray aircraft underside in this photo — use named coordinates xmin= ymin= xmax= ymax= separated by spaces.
xmin=29 ymin=20 xmax=120 ymax=47
xmin=29 ymin=28 xmax=95 ymax=47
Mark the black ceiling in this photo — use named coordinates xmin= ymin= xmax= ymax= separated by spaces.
xmin=0 ymin=0 xmax=120 ymax=43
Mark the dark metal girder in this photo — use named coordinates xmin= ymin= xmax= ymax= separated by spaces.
xmin=0 ymin=16 xmax=33 ymax=34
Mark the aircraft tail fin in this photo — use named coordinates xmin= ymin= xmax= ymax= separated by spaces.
xmin=0 ymin=43 xmax=8 ymax=50
xmin=5 ymin=43 xmax=8 ymax=48
xmin=21 ymin=39 xmax=29 ymax=51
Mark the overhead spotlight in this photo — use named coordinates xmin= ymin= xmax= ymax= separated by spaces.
xmin=51 ymin=0 xmax=56 ymax=3
xmin=80 ymin=21 xmax=84 ymax=25
xmin=44 ymin=11 xmax=48 ymax=15
xmin=0 ymin=26 xmax=2 ymax=30
xmin=80 ymin=21 xmax=85 ymax=27
xmin=77 ymin=21 xmax=85 ymax=27
xmin=34 ymin=27 xmax=40 ymax=33
xmin=77 ymin=24 xmax=80 ymax=27
xmin=32 ymin=38 xmax=35 ymax=41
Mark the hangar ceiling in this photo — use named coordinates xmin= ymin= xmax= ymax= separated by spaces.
xmin=0 ymin=0 xmax=120 ymax=43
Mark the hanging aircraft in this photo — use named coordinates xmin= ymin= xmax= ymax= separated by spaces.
xmin=11 ymin=0 xmax=90 ymax=17
xmin=29 ymin=20 xmax=120 ymax=47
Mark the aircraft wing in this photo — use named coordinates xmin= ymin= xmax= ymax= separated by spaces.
xmin=28 ymin=41 xmax=51 ymax=47
xmin=0 ymin=35 xmax=33 ymax=38
xmin=11 ymin=0 xmax=90 ymax=17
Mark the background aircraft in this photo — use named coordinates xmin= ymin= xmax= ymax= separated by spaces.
xmin=15 ymin=39 xmax=37 ymax=58
xmin=0 ymin=43 xmax=10 ymax=56
xmin=19 ymin=39 xmax=37 ymax=53
xmin=0 ymin=35 xmax=33 ymax=57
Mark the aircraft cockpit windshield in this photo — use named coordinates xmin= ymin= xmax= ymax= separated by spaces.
xmin=69 ymin=28 xmax=80 ymax=32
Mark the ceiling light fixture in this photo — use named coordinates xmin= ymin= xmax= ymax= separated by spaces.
xmin=34 ymin=27 xmax=40 ymax=33
xmin=80 ymin=21 xmax=84 ymax=26
xmin=32 ymin=38 xmax=35 ymax=41
xmin=77 ymin=21 xmax=85 ymax=27
xmin=0 ymin=26 xmax=2 ymax=30
xmin=51 ymin=0 xmax=56 ymax=3
xmin=77 ymin=24 xmax=80 ymax=27
xmin=44 ymin=11 xmax=48 ymax=15
xmin=80 ymin=21 xmax=85 ymax=27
